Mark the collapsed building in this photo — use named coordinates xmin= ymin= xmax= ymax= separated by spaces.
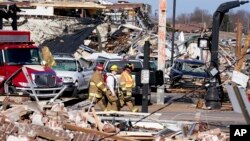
xmin=0 ymin=0 xmax=249 ymax=140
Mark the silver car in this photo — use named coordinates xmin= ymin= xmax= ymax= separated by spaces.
xmin=53 ymin=54 xmax=93 ymax=96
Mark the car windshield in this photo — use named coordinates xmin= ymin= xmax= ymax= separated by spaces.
xmin=5 ymin=48 xmax=41 ymax=65
xmin=53 ymin=59 xmax=77 ymax=71
xmin=182 ymin=62 xmax=206 ymax=73
xmin=106 ymin=61 xmax=142 ymax=73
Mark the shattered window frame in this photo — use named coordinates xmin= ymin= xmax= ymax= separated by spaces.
xmin=182 ymin=62 xmax=206 ymax=73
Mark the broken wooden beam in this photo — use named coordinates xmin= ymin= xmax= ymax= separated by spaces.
xmin=235 ymin=33 xmax=250 ymax=71
xmin=236 ymin=19 xmax=243 ymax=64
xmin=91 ymin=107 xmax=104 ymax=131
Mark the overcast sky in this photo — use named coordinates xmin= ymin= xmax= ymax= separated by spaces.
xmin=109 ymin=0 xmax=250 ymax=17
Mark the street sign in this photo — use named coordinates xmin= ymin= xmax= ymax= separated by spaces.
xmin=141 ymin=69 xmax=149 ymax=84
xmin=232 ymin=71 xmax=249 ymax=88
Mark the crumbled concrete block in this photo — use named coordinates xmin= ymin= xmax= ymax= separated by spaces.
xmin=103 ymin=123 xmax=118 ymax=133
xmin=18 ymin=124 xmax=36 ymax=138
xmin=31 ymin=113 xmax=43 ymax=126
xmin=51 ymin=103 xmax=66 ymax=112
xmin=42 ymin=116 xmax=49 ymax=124
xmin=46 ymin=110 xmax=58 ymax=116
xmin=6 ymin=135 xmax=30 ymax=141
xmin=1 ymin=106 xmax=28 ymax=122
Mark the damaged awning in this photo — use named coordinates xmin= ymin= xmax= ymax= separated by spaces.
xmin=31 ymin=2 xmax=106 ymax=9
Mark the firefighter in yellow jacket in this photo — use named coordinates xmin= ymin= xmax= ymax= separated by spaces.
xmin=120 ymin=63 xmax=139 ymax=112
xmin=88 ymin=64 xmax=107 ymax=111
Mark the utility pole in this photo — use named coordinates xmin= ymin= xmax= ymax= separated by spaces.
xmin=157 ymin=0 xmax=167 ymax=104
xmin=171 ymin=0 xmax=176 ymax=65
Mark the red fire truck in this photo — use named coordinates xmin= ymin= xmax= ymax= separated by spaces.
xmin=0 ymin=30 xmax=65 ymax=98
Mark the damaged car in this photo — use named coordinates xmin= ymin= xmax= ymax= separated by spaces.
xmin=52 ymin=54 xmax=93 ymax=96
xmin=169 ymin=59 xmax=209 ymax=88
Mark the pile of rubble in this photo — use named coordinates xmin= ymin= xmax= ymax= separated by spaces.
xmin=0 ymin=98 xmax=230 ymax=141
xmin=0 ymin=102 xmax=123 ymax=141
xmin=3 ymin=14 xmax=157 ymax=56
xmin=4 ymin=17 xmax=88 ymax=45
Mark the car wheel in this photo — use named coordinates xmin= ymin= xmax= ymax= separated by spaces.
xmin=148 ymin=97 xmax=151 ymax=105
xmin=134 ymin=94 xmax=151 ymax=105
xmin=170 ymin=78 xmax=176 ymax=88
xmin=71 ymin=81 xmax=79 ymax=97
xmin=9 ymin=86 xmax=17 ymax=94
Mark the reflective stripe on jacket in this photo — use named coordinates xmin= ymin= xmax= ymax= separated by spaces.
xmin=120 ymin=70 xmax=135 ymax=90
xmin=89 ymin=71 xmax=107 ymax=98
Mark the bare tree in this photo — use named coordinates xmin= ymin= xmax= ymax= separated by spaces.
xmin=175 ymin=7 xmax=249 ymax=33
xmin=176 ymin=7 xmax=212 ymax=25
xmin=176 ymin=13 xmax=191 ymax=24
xmin=190 ymin=7 xmax=211 ymax=24
xmin=228 ymin=10 xmax=250 ymax=33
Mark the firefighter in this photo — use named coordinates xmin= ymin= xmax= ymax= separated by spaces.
xmin=120 ymin=63 xmax=139 ymax=112
xmin=88 ymin=64 xmax=107 ymax=111
xmin=106 ymin=65 xmax=120 ymax=111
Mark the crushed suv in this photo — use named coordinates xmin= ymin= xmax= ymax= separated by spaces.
xmin=53 ymin=54 xmax=93 ymax=96
xmin=169 ymin=59 xmax=209 ymax=88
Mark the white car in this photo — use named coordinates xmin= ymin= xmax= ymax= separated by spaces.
xmin=52 ymin=54 xmax=93 ymax=96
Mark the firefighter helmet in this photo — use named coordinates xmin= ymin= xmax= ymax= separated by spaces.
xmin=96 ymin=64 xmax=104 ymax=71
xmin=125 ymin=63 xmax=134 ymax=70
xmin=110 ymin=65 xmax=118 ymax=72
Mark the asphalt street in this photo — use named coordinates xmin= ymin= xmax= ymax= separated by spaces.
xmin=147 ymin=92 xmax=246 ymax=125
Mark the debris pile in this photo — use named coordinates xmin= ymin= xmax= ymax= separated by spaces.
xmin=0 ymin=100 xmax=230 ymax=141
xmin=4 ymin=17 xmax=86 ymax=45
xmin=0 ymin=102 xmax=121 ymax=141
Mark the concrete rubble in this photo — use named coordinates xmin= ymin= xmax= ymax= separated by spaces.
xmin=4 ymin=17 xmax=85 ymax=45
xmin=0 ymin=100 xmax=230 ymax=141
xmin=0 ymin=1 xmax=249 ymax=141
